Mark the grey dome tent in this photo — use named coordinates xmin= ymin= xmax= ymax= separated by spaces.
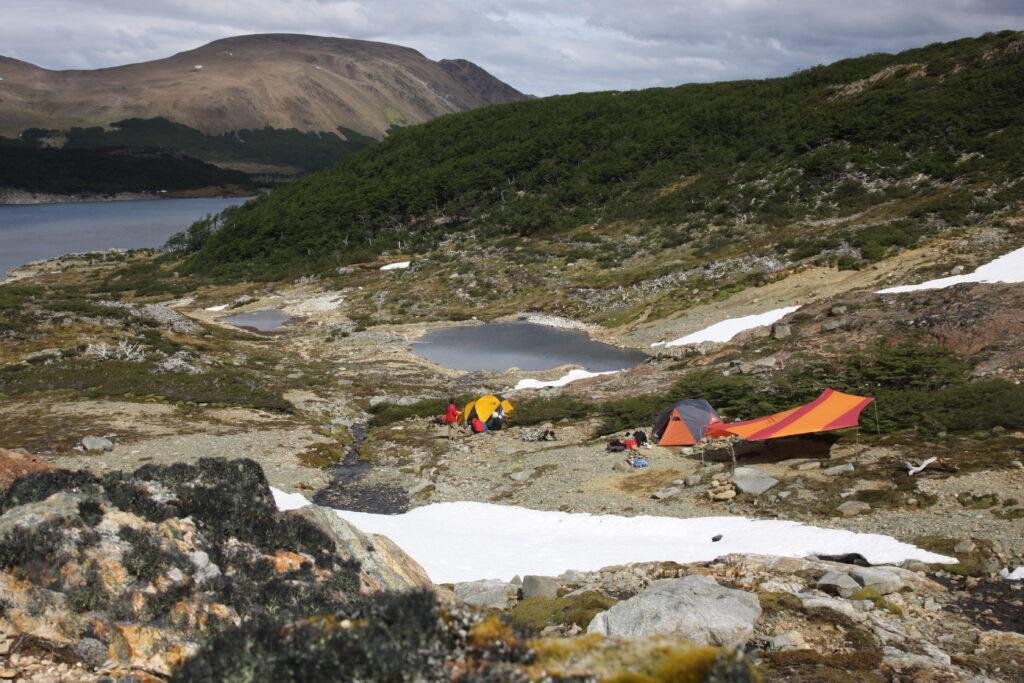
xmin=652 ymin=399 xmax=722 ymax=446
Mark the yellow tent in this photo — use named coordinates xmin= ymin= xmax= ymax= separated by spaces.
xmin=457 ymin=395 xmax=514 ymax=424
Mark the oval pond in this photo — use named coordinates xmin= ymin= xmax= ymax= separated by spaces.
xmin=411 ymin=322 xmax=647 ymax=372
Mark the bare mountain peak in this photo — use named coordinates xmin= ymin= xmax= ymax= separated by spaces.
xmin=0 ymin=34 xmax=528 ymax=138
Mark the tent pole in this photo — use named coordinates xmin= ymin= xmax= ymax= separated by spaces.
xmin=728 ymin=439 xmax=736 ymax=473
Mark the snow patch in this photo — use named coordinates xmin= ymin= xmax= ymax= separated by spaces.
xmin=380 ymin=261 xmax=411 ymax=271
xmin=204 ymin=304 xmax=228 ymax=311
xmin=513 ymin=368 xmax=619 ymax=390
xmin=877 ymin=246 xmax=1024 ymax=293
xmin=1001 ymin=566 xmax=1024 ymax=581
xmin=662 ymin=306 xmax=800 ymax=346
xmin=271 ymin=488 xmax=954 ymax=584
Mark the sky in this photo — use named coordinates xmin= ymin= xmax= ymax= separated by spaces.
xmin=1 ymin=1 xmax=1023 ymax=96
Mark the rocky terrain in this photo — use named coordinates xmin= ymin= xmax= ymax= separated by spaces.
xmin=1 ymin=224 xmax=1023 ymax=679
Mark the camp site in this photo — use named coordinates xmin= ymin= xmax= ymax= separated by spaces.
xmin=3 ymin=28 xmax=1024 ymax=680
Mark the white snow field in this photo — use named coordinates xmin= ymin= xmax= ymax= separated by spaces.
xmin=656 ymin=305 xmax=801 ymax=347
xmin=272 ymin=489 xmax=954 ymax=584
xmin=380 ymin=261 xmax=411 ymax=270
xmin=877 ymin=245 xmax=1024 ymax=293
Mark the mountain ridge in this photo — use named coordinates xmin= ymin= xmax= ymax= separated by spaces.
xmin=0 ymin=33 xmax=529 ymax=139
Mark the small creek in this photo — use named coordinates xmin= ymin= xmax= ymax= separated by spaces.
xmin=411 ymin=321 xmax=647 ymax=372
xmin=313 ymin=423 xmax=410 ymax=514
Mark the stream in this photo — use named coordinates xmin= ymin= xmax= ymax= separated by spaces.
xmin=313 ymin=423 xmax=410 ymax=514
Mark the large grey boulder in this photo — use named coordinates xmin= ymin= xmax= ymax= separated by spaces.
xmin=453 ymin=579 xmax=519 ymax=609
xmin=837 ymin=500 xmax=871 ymax=517
xmin=293 ymin=505 xmax=434 ymax=594
xmin=731 ymin=467 xmax=779 ymax=495
xmin=851 ymin=566 xmax=904 ymax=595
xmin=82 ymin=436 xmax=114 ymax=451
xmin=586 ymin=575 xmax=761 ymax=648
xmin=817 ymin=571 xmax=861 ymax=598
xmin=522 ymin=575 xmax=560 ymax=600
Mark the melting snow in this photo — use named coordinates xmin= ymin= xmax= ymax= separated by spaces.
xmin=380 ymin=261 xmax=411 ymax=271
xmin=204 ymin=304 xmax=228 ymax=311
xmin=272 ymin=489 xmax=954 ymax=584
xmin=513 ymin=368 xmax=619 ymax=390
xmin=661 ymin=306 xmax=800 ymax=347
xmin=877 ymin=246 xmax=1024 ymax=293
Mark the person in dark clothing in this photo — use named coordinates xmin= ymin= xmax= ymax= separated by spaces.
xmin=633 ymin=429 xmax=648 ymax=446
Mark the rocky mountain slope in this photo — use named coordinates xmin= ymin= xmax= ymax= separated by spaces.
xmin=0 ymin=33 xmax=528 ymax=139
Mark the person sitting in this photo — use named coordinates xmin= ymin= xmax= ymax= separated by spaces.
xmin=633 ymin=429 xmax=649 ymax=447
xmin=622 ymin=433 xmax=639 ymax=450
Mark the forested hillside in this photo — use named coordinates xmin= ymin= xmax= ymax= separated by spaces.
xmin=0 ymin=144 xmax=252 ymax=196
xmin=179 ymin=31 xmax=1024 ymax=280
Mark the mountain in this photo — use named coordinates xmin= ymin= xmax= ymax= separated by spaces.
xmin=0 ymin=33 xmax=528 ymax=139
xmin=176 ymin=31 xmax=1024 ymax=284
xmin=0 ymin=34 xmax=529 ymax=183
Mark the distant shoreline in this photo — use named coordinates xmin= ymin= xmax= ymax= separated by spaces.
xmin=0 ymin=187 xmax=255 ymax=206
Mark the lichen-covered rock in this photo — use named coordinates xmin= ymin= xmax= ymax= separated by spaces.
xmin=0 ymin=448 xmax=56 ymax=490
xmin=293 ymin=503 xmax=434 ymax=594
xmin=0 ymin=459 xmax=366 ymax=676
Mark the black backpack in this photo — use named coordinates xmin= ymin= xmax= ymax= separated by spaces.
xmin=633 ymin=430 xmax=648 ymax=445
xmin=606 ymin=440 xmax=627 ymax=453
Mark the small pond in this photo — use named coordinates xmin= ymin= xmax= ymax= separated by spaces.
xmin=411 ymin=321 xmax=647 ymax=372
xmin=219 ymin=309 xmax=292 ymax=332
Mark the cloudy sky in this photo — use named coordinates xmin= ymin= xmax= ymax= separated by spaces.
xmin=2 ymin=1 xmax=1022 ymax=96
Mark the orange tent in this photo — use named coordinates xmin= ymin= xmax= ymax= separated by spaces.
xmin=704 ymin=388 xmax=874 ymax=441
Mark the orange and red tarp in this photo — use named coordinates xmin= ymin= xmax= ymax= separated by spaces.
xmin=704 ymin=388 xmax=874 ymax=441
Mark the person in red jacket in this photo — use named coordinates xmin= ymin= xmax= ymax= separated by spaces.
xmin=443 ymin=398 xmax=460 ymax=439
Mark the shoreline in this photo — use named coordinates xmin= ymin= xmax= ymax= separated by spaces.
xmin=0 ymin=188 xmax=255 ymax=206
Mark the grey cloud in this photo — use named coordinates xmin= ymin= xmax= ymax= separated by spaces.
xmin=0 ymin=0 xmax=1021 ymax=95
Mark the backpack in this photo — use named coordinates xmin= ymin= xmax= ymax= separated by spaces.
xmin=631 ymin=457 xmax=649 ymax=468
xmin=606 ymin=440 xmax=627 ymax=453
xmin=633 ymin=430 xmax=648 ymax=445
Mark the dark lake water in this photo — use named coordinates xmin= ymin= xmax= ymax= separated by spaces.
xmin=219 ymin=309 xmax=293 ymax=332
xmin=411 ymin=321 xmax=648 ymax=372
xmin=0 ymin=197 xmax=251 ymax=280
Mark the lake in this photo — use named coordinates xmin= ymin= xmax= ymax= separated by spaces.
xmin=0 ymin=197 xmax=251 ymax=280
xmin=411 ymin=321 xmax=648 ymax=372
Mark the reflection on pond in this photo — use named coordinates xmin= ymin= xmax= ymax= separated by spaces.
xmin=220 ymin=309 xmax=292 ymax=332
xmin=411 ymin=321 xmax=647 ymax=372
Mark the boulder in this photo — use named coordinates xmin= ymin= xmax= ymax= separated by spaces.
xmin=453 ymin=579 xmax=518 ymax=609
xmin=731 ymin=467 xmax=779 ymax=495
xmin=82 ymin=436 xmax=114 ymax=451
xmin=850 ymin=566 xmax=904 ymax=595
xmin=0 ymin=448 xmax=57 ymax=489
xmin=292 ymin=505 xmax=434 ymax=594
xmin=521 ymin=575 xmax=559 ymax=600
xmin=586 ymin=575 xmax=761 ymax=648
xmin=651 ymin=486 xmax=681 ymax=500
xmin=837 ymin=501 xmax=871 ymax=517
xmin=824 ymin=463 xmax=855 ymax=476
xmin=509 ymin=469 xmax=535 ymax=482
xmin=771 ymin=324 xmax=791 ymax=339
xmin=817 ymin=571 xmax=861 ymax=598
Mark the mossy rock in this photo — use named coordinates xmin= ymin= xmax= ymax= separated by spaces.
xmin=849 ymin=587 xmax=903 ymax=617
xmin=508 ymin=591 xmax=617 ymax=632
